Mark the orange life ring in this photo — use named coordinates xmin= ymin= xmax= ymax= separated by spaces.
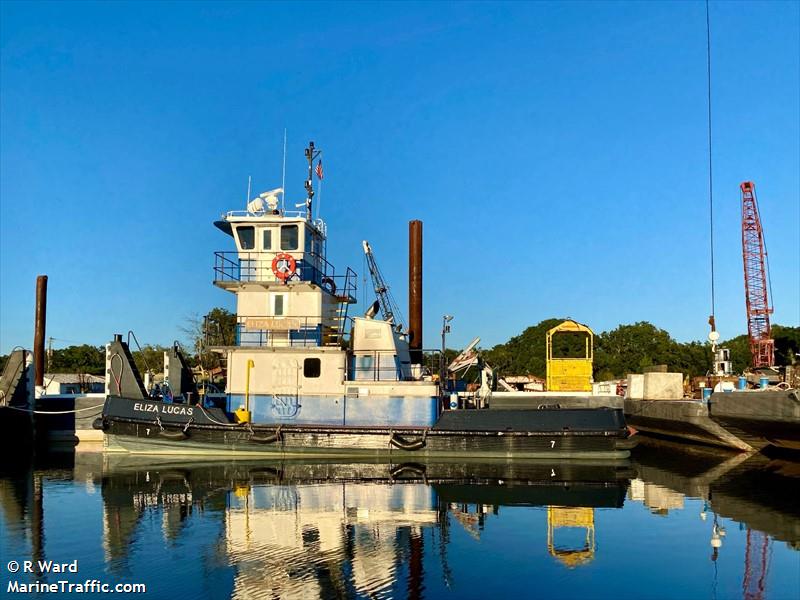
xmin=271 ymin=253 xmax=297 ymax=281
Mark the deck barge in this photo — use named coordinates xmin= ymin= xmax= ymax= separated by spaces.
xmin=624 ymin=398 xmax=754 ymax=451
xmin=709 ymin=389 xmax=800 ymax=452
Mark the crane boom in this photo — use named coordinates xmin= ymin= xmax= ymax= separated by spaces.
xmin=362 ymin=240 xmax=406 ymax=328
xmin=740 ymin=182 xmax=774 ymax=368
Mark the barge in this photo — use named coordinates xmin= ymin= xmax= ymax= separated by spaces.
xmin=709 ymin=389 xmax=800 ymax=452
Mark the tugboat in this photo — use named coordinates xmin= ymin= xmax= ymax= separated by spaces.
xmin=96 ymin=142 xmax=634 ymax=459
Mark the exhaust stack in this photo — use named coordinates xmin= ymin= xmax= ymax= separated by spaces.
xmin=33 ymin=275 xmax=47 ymax=396
xmin=409 ymin=220 xmax=423 ymax=364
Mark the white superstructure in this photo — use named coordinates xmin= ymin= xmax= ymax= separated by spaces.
xmin=211 ymin=142 xmax=439 ymax=427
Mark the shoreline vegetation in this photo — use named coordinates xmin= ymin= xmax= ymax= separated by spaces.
xmin=2 ymin=309 xmax=797 ymax=383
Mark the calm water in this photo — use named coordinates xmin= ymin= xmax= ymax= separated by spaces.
xmin=1 ymin=443 xmax=799 ymax=599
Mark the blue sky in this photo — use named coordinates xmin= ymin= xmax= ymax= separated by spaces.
xmin=1 ymin=1 xmax=798 ymax=355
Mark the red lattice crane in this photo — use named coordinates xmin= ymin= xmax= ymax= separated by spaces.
xmin=740 ymin=181 xmax=774 ymax=368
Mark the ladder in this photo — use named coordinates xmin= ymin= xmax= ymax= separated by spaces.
xmin=322 ymin=267 xmax=358 ymax=346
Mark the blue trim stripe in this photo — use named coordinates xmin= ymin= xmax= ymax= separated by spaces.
xmin=227 ymin=394 xmax=438 ymax=427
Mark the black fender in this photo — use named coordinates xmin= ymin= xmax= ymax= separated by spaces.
xmin=159 ymin=429 xmax=188 ymax=440
xmin=249 ymin=426 xmax=282 ymax=444
xmin=321 ymin=276 xmax=337 ymax=294
xmin=389 ymin=430 xmax=428 ymax=451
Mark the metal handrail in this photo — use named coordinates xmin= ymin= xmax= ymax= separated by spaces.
xmin=349 ymin=349 xmax=441 ymax=382
xmin=235 ymin=315 xmax=344 ymax=348
xmin=213 ymin=251 xmax=348 ymax=286
xmin=213 ymin=254 xmax=358 ymax=315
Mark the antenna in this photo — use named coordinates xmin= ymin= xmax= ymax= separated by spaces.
xmin=281 ymin=129 xmax=287 ymax=213
xmin=316 ymin=155 xmax=323 ymax=222
xmin=246 ymin=175 xmax=251 ymax=206
xmin=304 ymin=141 xmax=320 ymax=221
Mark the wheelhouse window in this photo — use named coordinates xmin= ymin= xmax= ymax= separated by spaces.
xmin=263 ymin=228 xmax=273 ymax=250
xmin=237 ymin=226 xmax=255 ymax=250
xmin=304 ymin=358 xmax=321 ymax=378
xmin=281 ymin=225 xmax=298 ymax=250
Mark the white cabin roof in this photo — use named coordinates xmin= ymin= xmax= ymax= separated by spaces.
xmin=218 ymin=210 xmax=326 ymax=238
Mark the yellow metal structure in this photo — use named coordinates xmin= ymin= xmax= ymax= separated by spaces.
xmin=234 ymin=407 xmax=251 ymax=424
xmin=547 ymin=506 xmax=595 ymax=568
xmin=235 ymin=359 xmax=256 ymax=424
xmin=546 ymin=320 xmax=593 ymax=392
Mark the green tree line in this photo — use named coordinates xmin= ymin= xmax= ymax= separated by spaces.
xmin=0 ymin=343 xmax=173 ymax=378
xmin=2 ymin=311 xmax=797 ymax=383
xmin=0 ymin=308 xmax=239 ymax=378
xmin=480 ymin=319 xmax=799 ymax=381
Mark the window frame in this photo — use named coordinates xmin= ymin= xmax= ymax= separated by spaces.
xmin=272 ymin=293 xmax=286 ymax=316
xmin=303 ymin=357 xmax=321 ymax=378
xmin=236 ymin=226 xmax=255 ymax=250
xmin=262 ymin=228 xmax=273 ymax=251
xmin=281 ymin=224 xmax=299 ymax=251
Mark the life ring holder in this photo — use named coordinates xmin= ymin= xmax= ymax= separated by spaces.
xmin=271 ymin=253 xmax=297 ymax=282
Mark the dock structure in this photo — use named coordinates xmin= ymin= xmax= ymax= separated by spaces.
xmin=33 ymin=394 xmax=106 ymax=445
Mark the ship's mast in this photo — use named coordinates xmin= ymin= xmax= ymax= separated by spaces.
xmin=304 ymin=141 xmax=321 ymax=221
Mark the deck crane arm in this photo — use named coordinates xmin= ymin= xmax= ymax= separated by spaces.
xmin=362 ymin=240 xmax=406 ymax=330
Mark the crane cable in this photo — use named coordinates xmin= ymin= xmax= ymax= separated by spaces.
xmin=706 ymin=0 xmax=716 ymax=328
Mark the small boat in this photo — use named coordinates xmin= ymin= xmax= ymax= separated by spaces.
xmin=96 ymin=142 xmax=634 ymax=459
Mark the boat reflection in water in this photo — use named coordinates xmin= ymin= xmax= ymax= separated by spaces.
xmin=3 ymin=452 xmax=798 ymax=599
xmin=629 ymin=439 xmax=800 ymax=548
xmin=626 ymin=441 xmax=800 ymax=600
xmin=97 ymin=458 xmax=630 ymax=597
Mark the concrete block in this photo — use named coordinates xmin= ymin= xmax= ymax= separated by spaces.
xmin=643 ymin=372 xmax=683 ymax=400
xmin=627 ymin=374 xmax=644 ymax=400
xmin=592 ymin=381 xmax=616 ymax=396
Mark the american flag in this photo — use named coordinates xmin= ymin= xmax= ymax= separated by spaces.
xmin=315 ymin=160 xmax=323 ymax=180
